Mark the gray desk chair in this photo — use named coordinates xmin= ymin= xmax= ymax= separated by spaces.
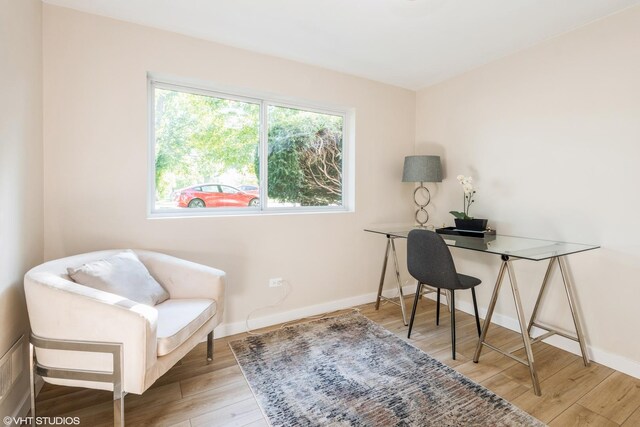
xmin=407 ymin=229 xmax=482 ymax=359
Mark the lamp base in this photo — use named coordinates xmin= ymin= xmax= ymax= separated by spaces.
xmin=414 ymin=182 xmax=431 ymax=226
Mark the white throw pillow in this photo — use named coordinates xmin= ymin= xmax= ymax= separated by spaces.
xmin=67 ymin=250 xmax=170 ymax=306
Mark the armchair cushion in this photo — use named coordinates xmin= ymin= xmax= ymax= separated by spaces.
xmin=67 ymin=250 xmax=169 ymax=306
xmin=155 ymin=299 xmax=217 ymax=356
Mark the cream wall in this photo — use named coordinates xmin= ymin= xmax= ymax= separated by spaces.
xmin=42 ymin=6 xmax=415 ymax=332
xmin=42 ymin=0 xmax=640 ymax=380
xmin=0 ymin=0 xmax=44 ymax=417
xmin=416 ymin=5 xmax=640 ymax=374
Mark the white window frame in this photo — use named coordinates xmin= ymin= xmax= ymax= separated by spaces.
xmin=148 ymin=75 xmax=354 ymax=218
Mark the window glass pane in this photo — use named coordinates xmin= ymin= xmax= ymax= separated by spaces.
xmin=267 ymin=106 xmax=344 ymax=207
xmin=154 ymin=87 xmax=260 ymax=210
xmin=200 ymin=185 xmax=220 ymax=193
xmin=220 ymin=185 xmax=239 ymax=194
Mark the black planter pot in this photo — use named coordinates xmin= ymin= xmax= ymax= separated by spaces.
xmin=454 ymin=218 xmax=488 ymax=231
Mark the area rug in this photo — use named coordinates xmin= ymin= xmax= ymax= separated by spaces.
xmin=230 ymin=312 xmax=545 ymax=427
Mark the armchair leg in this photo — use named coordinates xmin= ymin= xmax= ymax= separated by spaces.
xmin=113 ymin=341 xmax=125 ymax=427
xmin=29 ymin=343 xmax=36 ymax=418
xmin=207 ymin=331 xmax=214 ymax=362
xmin=114 ymin=395 xmax=124 ymax=427
xmin=29 ymin=334 xmax=125 ymax=426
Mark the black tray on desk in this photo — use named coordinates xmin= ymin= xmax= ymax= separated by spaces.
xmin=436 ymin=227 xmax=496 ymax=238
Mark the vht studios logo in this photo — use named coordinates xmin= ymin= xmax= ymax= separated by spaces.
xmin=3 ymin=416 xmax=80 ymax=426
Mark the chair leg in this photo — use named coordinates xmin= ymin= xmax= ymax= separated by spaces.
xmin=450 ymin=291 xmax=456 ymax=360
xmin=471 ymin=287 xmax=481 ymax=337
xmin=407 ymin=282 xmax=423 ymax=339
xmin=207 ymin=331 xmax=214 ymax=362
xmin=436 ymin=288 xmax=441 ymax=326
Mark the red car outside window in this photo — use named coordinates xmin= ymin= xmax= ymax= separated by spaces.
xmin=176 ymin=184 xmax=259 ymax=208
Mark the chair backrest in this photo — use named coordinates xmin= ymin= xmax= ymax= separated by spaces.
xmin=407 ymin=229 xmax=462 ymax=290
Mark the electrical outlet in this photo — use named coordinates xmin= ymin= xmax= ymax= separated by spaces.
xmin=269 ymin=277 xmax=284 ymax=287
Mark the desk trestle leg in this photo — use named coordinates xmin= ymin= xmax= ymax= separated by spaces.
xmin=527 ymin=256 xmax=591 ymax=367
xmin=473 ymin=261 xmax=507 ymax=362
xmin=473 ymin=256 xmax=541 ymax=396
xmin=506 ymin=260 xmax=541 ymax=396
xmin=391 ymin=238 xmax=408 ymax=326
xmin=375 ymin=238 xmax=391 ymax=310
xmin=474 ymin=255 xmax=591 ymax=396
xmin=374 ymin=236 xmax=409 ymax=326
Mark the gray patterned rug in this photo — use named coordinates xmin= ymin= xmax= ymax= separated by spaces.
xmin=230 ymin=312 xmax=545 ymax=427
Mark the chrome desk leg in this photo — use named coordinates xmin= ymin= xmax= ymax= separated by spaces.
xmin=473 ymin=260 xmax=507 ymax=362
xmin=374 ymin=236 xmax=408 ymax=325
xmin=506 ymin=259 xmax=541 ymax=396
xmin=558 ymin=256 xmax=591 ymax=367
xmin=527 ymin=257 xmax=555 ymax=335
xmin=473 ymin=257 xmax=542 ymax=395
xmin=391 ymin=238 xmax=408 ymax=326
xmin=375 ymin=238 xmax=391 ymax=310
xmin=527 ymin=257 xmax=590 ymax=367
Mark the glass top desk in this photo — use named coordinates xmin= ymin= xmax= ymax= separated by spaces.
xmin=364 ymin=225 xmax=599 ymax=396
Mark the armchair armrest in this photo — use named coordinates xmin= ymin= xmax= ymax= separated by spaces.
xmin=136 ymin=251 xmax=225 ymax=314
xmin=24 ymin=272 xmax=158 ymax=394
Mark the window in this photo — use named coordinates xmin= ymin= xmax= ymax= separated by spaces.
xmin=149 ymin=78 xmax=350 ymax=216
xmin=220 ymin=185 xmax=238 ymax=194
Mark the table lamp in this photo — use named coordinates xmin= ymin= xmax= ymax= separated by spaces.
xmin=402 ymin=155 xmax=442 ymax=226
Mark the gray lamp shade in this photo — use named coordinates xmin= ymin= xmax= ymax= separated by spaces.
xmin=402 ymin=155 xmax=442 ymax=183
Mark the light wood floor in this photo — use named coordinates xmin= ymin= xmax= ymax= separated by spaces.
xmin=36 ymin=297 xmax=640 ymax=426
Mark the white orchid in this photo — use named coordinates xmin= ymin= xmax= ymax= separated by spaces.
xmin=450 ymin=175 xmax=477 ymax=220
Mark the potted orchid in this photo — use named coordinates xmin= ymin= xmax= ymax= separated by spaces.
xmin=450 ymin=175 xmax=488 ymax=231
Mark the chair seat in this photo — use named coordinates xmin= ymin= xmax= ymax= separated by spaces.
xmin=156 ymin=299 xmax=216 ymax=356
xmin=457 ymin=273 xmax=482 ymax=289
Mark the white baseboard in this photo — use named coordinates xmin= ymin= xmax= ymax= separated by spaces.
xmin=216 ymin=285 xmax=640 ymax=380
xmin=7 ymin=372 xmax=40 ymax=420
xmin=14 ymin=385 xmax=31 ymax=419
xmin=215 ymin=286 xmax=415 ymax=338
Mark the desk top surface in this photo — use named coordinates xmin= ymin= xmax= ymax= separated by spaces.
xmin=364 ymin=225 xmax=599 ymax=261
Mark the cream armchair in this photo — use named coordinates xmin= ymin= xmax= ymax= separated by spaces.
xmin=24 ymin=249 xmax=226 ymax=426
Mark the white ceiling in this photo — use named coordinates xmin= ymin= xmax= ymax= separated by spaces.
xmin=43 ymin=0 xmax=640 ymax=90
